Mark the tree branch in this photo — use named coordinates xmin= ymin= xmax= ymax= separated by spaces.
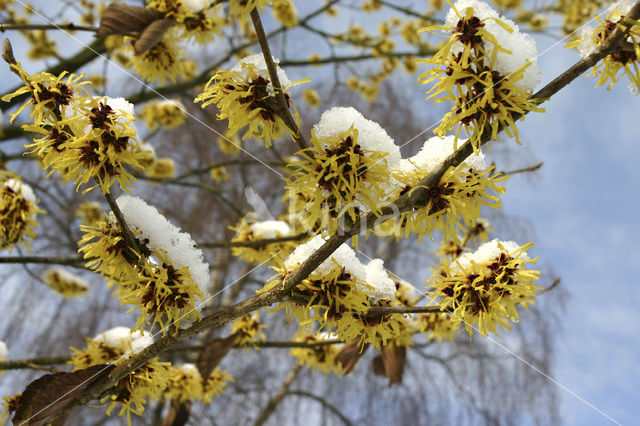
xmin=250 ymin=8 xmax=308 ymax=150
xmin=252 ymin=364 xmax=302 ymax=426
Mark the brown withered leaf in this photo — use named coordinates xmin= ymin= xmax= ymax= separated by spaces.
xmin=196 ymin=333 xmax=237 ymax=379
xmin=12 ymin=364 xmax=114 ymax=425
xmin=335 ymin=342 xmax=369 ymax=374
xmin=133 ymin=18 xmax=174 ymax=55
xmin=381 ymin=344 xmax=406 ymax=387
xmin=96 ymin=3 xmax=163 ymax=38
xmin=371 ymin=353 xmax=386 ymax=377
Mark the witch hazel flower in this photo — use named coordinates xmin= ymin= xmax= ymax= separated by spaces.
xmin=79 ymin=196 xmax=210 ymax=332
xmin=568 ymin=0 xmax=640 ymax=93
xmin=262 ymin=235 xmax=403 ymax=348
xmin=377 ymin=135 xmax=505 ymax=242
xmin=427 ymin=239 xmax=541 ymax=337
xmin=419 ymin=0 xmax=543 ymax=150
xmin=286 ymin=107 xmax=401 ymax=233
xmin=195 ymin=54 xmax=305 ymax=147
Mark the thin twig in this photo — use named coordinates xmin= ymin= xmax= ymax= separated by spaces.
xmin=501 ymin=161 xmax=544 ymax=176
xmin=538 ymin=278 xmax=561 ymax=294
xmin=0 ymin=23 xmax=98 ymax=32
xmin=252 ymin=364 xmax=302 ymax=426
xmin=250 ymin=8 xmax=308 ymax=150
xmin=199 ymin=232 xmax=308 ymax=249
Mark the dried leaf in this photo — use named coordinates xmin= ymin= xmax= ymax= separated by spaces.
xmin=335 ymin=342 xmax=369 ymax=374
xmin=381 ymin=344 xmax=406 ymax=387
xmin=12 ymin=364 xmax=114 ymax=425
xmin=371 ymin=354 xmax=386 ymax=377
xmin=96 ymin=3 xmax=163 ymax=38
xmin=196 ymin=334 xmax=237 ymax=378
xmin=133 ymin=18 xmax=175 ymax=55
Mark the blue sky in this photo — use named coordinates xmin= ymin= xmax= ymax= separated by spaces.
xmin=500 ymin=33 xmax=640 ymax=425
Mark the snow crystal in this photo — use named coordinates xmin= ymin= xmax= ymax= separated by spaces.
xmin=395 ymin=135 xmax=486 ymax=176
xmin=445 ymin=0 xmax=541 ymax=90
xmin=249 ymin=220 xmax=291 ymax=239
xmin=284 ymin=235 xmax=367 ymax=279
xmin=364 ymin=259 xmax=397 ymax=303
xmin=93 ymin=326 xmax=153 ymax=354
xmin=4 ymin=178 xmax=37 ymax=204
xmin=313 ymin=107 xmax=401 ymax=166
xmin=454 ymin=239 xmax=527 ymax=271
xmin=0 ymin=340 xmax=8 ymax=359
xmin=177 ymin=363 xmax=201 ymax=375
xmin=116 ymin=195 xmax=210 ymax=296
xmin=231 ymin=54 xmax=293 ymax=90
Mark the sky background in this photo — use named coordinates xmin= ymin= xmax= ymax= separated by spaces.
xmin=1 ymin=1 xmax=639 ymax=425
xmin=499 ymin=31 xmax=640 ymax=425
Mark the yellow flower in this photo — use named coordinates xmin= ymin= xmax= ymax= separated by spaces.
xmin=163 ymin=364 xmax=204 ymax=403
xmin=195 ymin=54 xmax=303 ymax=147
xmin=272 ymin=0 xmax=298 ymax=27
xmin=43 ymin=268 xmax=90 ymax=298
xmin=230 ymin=218 xmax=298 ymax=264
xmin=0 ymin=173 xmax=42 ymax=252
xmin=0 ymin=394 xmax=20 ymax=425
xmin=415 ymin=312 xmax=461 ymax=343
xmin=210 ymin=166 xmax=229 ymax=182
xmin=146 ymin=157 xmax=176 ymax=179
xmin=231 ymin=312 xmax=266 ymax=348
xmin=290 ymin=332 xmax=346 ymax=375
xmin=301 ymin=88 xmax=321 ymax=107
xmin=79 ymin=196 xmax=209 ymax=333
xmin=285 ymin=107 xmax=400 ymax=234
xmin=139 ymin=100 xmax=187 ymax=130
xmin=202 ymin=369 xmax=233 ymax=403
xmin=217 ymin=129 xmax=242 ymax=155
xmin=569 ymin=3 xmax=640 ymax=93
xmin=427 ymin=239 xmax=541 ymax=336
xmin=377 ymin=136 xmax=505 ymax=242
xmin=130 ymin=33 xmax=189 ymax=86
xmin=68 ymin=328 xmax=169 ymax=424
xmin=104 ymin=360 xmax=172 ymax=424
xmin=0 ymin=62 xmax=90 ymax=125
xmin=419 ymin=2 xmax=543 ymax=149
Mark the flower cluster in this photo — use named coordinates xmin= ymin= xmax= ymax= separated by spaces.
xmin=68 ymin=326 xmax=171 ymax=423
xmin=427 ymin=239 xmax=541 ymax=336
xmin=416 ymin=312 xmax=461 ymax=343
xmin=148 ymin=0 xmax=224 ymax=44
xmin=76 ymin=201 xmax=103 ymax=226
xmin=290 ymin=332 xmax=346 ymax=375
xmin=272 ymin=0 xmax=298 ymax=28
xmin=79 ymin=196 xmax=209 ymax=332
xmin=569 ymin=0 xmax=640 ymax=93
xmin=195 ymin=54 xmax=302 ymax=147
xmin=262 ymin=235 xmax=403 ymax=348
xmin=43 ymin=268 xmax=90 ymax=298
xmin=378 ymin=135 xmax=505 ymax=242
xmin=0 ymin=173 xmax=42 ymax=252
xmin=2 ymin=63 xmax=150 ymax=193
xmin=139 ymin=99 xmax=187 ymax=130
xmin=420 ymin=0 xmax=543 ymax=149
xmin=230 ymin=312 xmax=266 ymax=348
xmin=230 ymin=219 xmax=299 ymax=264
xmin=285 ymin=107 xmax=400 ymax=233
